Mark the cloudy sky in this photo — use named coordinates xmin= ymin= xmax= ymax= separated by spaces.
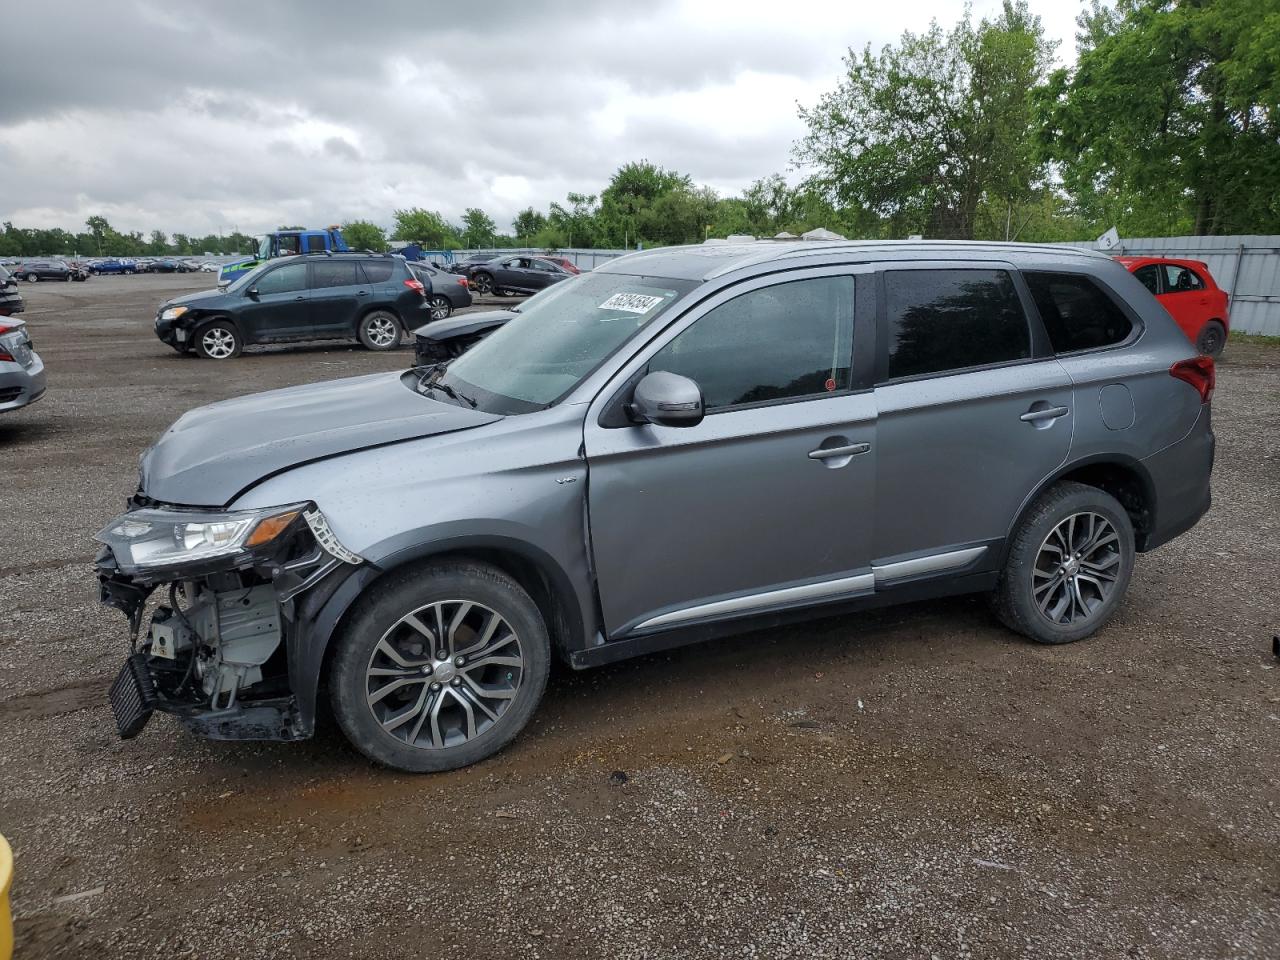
xmin=0 ymin=0 xmax=1084 ymax=239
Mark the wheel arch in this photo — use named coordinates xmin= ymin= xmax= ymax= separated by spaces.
xmin=1002 ymin=455 xmax=1157 ymax=566
xmin=294 ymin=535 xmax=588 ymax=734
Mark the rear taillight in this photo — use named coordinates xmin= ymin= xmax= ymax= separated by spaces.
xmin=1170 ymin=355 xmax=1215 ymax=403
xmin=457 ymin=277 xmax=468 ymax=288
xmin=0 ymin=325 xmax=13 ymax=362
xmin=404 ymin=278 xmax=425 ymax=296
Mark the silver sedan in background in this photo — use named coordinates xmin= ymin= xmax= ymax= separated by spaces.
xmin=0 ymin=318 xmax=46 ymax=414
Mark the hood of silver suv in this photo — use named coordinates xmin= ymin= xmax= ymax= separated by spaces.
xmin=139 ymin=371 xmax=500 ymax=506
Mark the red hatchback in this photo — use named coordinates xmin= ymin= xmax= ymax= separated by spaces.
xmin=1116 ymin=256 xmax=1229 ymax=356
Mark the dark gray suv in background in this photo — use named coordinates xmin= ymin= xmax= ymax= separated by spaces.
xmin=97 ymin=240 xmax=1214 ymax=772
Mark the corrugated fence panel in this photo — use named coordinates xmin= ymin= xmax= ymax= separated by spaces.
xmin=1062 ymin=235 xmax=1280 ymax=336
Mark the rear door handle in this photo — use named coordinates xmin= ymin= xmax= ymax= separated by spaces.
xmin=1020 ymin=405 xmax=1069 ymax=422
xmin=808 ymin=442 xmax=871 ymax=460
xmin=357 ymin=290 xmax=369 ymax=296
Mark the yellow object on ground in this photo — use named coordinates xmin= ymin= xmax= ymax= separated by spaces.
xmin=0 ymin=833 xmax=12 ymax=960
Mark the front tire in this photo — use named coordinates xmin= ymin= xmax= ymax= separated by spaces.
xmin=193 ymin=319 xmax=242 ymax=359
xmin=358 ymin=310 xmax=402 ymax=351
xmin=329 ymin=560 xmax=551 ymax=772
xmin=470 ymin=272 xmax=493 ymax=295
xmin=991 ymin=481 xmax=1135 ymax=644
xmin=1196 ymin=320 xmax=1226 ymax=358
xmin=24 ymin=273 xmax=37 ymax=282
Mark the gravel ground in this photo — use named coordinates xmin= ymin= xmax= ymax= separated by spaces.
xmin=0 ymin=274 xmax=1277 ymax=960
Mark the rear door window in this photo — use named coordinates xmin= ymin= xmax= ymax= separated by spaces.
xmin=649 ymin=275 xmax=855 ymax=411
xmin=1023 ymin=272 xmax=1134 ymax=354
xmin=312 ymin=261 xmax=358 ymax=289
xmin=882 ymin=269 xmax=1030 ymax=380
xmin=1163 ymin=264 xmax=1205 ymax=292
xmin=358 ymin=260 xmax=395 ymax=284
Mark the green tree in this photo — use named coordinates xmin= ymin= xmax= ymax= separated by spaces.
xmin=512 ymin=207 xmax=547 ymax=243
xmin=1036 ymin=0 xmax=1280 ymax=236
xmin=460 ymin=208 xmax=497 ymax=248
xmin=392 ymin=208 xmax=458 ymax=248
xmin=341 ymin=219 xmax=388 ymax=251
xmin=547 ymin=193 xmax=602 ymax=248
xmin=147 ymin=230 xmax=169 ymax=255
xmin=795 ymin=1 xmax=1055 ymax=239
xmin=85 ymin=215 xmax=111 ymax=255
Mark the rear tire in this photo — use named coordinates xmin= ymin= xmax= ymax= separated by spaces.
xmin=24 ymin=273 xmax=37 ymax=282
xmin=1196 ymin=320 xmax=1226 ymax=358
xmin=429 ymin=295 xmax=452 ymax=320
xmin=358 ymin=310 xmax=402 ymax=351
xmin=329 ymin=560 xmax=551 ymax=772
xmin=991 ymin=481 xmax=1135 ymax=644
xmin=193 ymin=319 xmax=242 ymax=360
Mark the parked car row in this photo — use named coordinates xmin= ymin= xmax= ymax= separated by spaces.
xmin=0 ymin=268 xmax=45 ymax=416
xmin=0 ymin=256 xmax=223 ymax=279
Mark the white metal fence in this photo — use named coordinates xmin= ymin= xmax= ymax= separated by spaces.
xmin=459 ymin=236 xmax=1280 ymax=336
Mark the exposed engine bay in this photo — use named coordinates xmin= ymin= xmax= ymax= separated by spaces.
xmin=97 ymin=503 xmax=366 ymax=742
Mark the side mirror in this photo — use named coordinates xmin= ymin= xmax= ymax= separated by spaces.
xmin=629 ymin=371 xmax=704 ymax=428
xmin=246 ymin=287 xmax=260 ymax=300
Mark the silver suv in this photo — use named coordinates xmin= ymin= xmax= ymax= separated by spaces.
xmin=96 ymin=240 xmax=1215 ymax=772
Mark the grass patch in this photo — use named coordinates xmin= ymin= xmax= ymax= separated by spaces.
xmin=1228 ymin=331 xmax=1280 ymax=347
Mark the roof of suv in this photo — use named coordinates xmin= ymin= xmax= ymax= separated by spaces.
xmin=597 ymin=239 xmax=1111 ymax=282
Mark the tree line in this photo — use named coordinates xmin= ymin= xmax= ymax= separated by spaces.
xmin=5 ymin=1 xmax=1276 ymax=258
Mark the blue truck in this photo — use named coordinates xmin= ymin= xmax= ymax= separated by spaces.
xmin=217 ymin=227 xmax=350 ymax=286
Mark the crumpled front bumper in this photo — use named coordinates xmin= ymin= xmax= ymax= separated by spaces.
xmin=96 ymin=505 xmax=369 ymax=742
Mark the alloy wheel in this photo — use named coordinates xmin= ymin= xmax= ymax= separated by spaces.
xmin=364 ymin=600 xmax=525 ymax=749
xmin=472 ymin=273 xmax=492 ymax=295
xmin=202 ymin=327 xmax=237 ymax=359
xmin=368 ymin=315 xmax=399 ymax=347
xmin=430 ymin=296 xmax=451 ymax=320
xmin=1033 ymin=512 xmax=1121 ymax=625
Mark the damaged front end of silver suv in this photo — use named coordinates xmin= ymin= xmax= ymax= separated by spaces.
xmin=96 ymin=500 xmax=365 ymax=742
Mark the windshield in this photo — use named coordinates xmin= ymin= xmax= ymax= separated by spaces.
xmin=434 ymin=271 xmax=695 ymax=414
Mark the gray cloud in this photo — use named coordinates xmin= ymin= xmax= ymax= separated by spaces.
xmin=0 ymin=0 xmax=1081 ymax=238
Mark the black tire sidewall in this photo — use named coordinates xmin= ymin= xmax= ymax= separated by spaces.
xmin=358 ymin=310 xmax=402 ymax=351
xmin=995 ymin=482 xmax=1135 ymax=644
xmin=1197 ymin=321 xmax=1225 ymax=357
xmin=193 ymin=319 xmax=242 ymax=359
xmin=329 ymin=561 xmax=551 ymax=772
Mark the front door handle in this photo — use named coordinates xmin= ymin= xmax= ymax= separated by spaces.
xmin=1020 ymin=405 xmax=1069 ymax=422
xmin=357 ymin=290 xmax=369 ymax=296
xmin=808 ymin=442 xmax=871 ymax=460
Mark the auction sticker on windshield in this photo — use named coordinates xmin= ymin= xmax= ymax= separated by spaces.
xmin=598 ymin=292 xmax=665 ymax=314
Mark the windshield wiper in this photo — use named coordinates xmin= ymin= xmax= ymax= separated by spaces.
xmin=415 ymin=364 xmax=477 ymax=408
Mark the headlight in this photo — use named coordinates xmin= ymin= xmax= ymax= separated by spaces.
xmin=95 ymin=504 xmax=306 ymax=572
xmin=159 ymin=306 xmax=188 ymax=321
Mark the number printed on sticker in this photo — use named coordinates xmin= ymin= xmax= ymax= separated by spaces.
xmin=598 ymin=292 xmax=665 ymax=314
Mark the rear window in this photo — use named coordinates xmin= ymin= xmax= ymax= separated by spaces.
xmin=359 ymin=260 xmax=395 ymax=283
xmin=1024 ymin=272 xmax=1134 ymax=354
xmin=312 ymin=261 xmax=359 ymax=289
xmin=883 ymin=269 xmax=1030 ymax=380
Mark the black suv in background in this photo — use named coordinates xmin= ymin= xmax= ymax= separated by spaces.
xmin=16 ymin=260 xmax=71 ymax=282
xmin=154 ymin=253 xmax=432 ymax=359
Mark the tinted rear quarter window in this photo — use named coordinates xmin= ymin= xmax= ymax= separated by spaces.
xmin=359 ymin=260 xmax=395 ymax=284
xmin=1133 ymin=264 xmax=1160 ymax=294
xmin=883 ymin=269 xmax=1030 ymax=379
xmin=1023 ymin=272 xmax=1133 ymax=354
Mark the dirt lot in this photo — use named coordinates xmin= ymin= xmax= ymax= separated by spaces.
xmin=1 ymin=274 xmax=1277 ymax=959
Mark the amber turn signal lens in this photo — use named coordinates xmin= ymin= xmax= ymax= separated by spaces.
xmin=245 ymin=511 xmax=301 ymax=547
